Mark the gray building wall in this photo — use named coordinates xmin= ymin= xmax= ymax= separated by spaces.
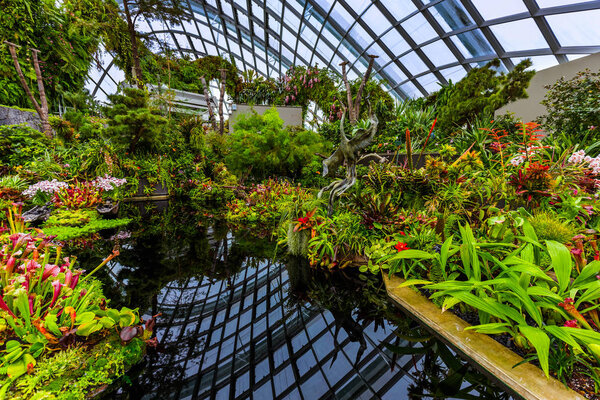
xmin=496 ymin=53 xmax=600 ymax=122
xmin=0 ymin=106 xmax=41 ymax=131
xmin=230 ymin=105 xmax=303 ymax=129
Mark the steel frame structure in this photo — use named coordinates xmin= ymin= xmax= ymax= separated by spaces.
xmin=89 ymin=0 xmax=600 ymax=101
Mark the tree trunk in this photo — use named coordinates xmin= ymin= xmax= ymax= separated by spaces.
xmin=218 ymin=69 xmax=227 ymax=135
xmin=129 ymin=126 xmax=145 ymax=153
xmin=339 ymin=61 xmax=355 ymax=124
xmin=5 ymin=42 xmax=52 ymax=138
xmin=201 ymin=76 xmax=217 ymax=130
xmin=30 ymin=49 xmax=52 ymax=137
xmin=123 ymin=1 xmax=144 ymax=89
xmin=353 ymin=55 xmax=378 ymax=122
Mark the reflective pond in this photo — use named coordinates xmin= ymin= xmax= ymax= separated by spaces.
xmin=75 ymin=201 xmax=515 ymax=400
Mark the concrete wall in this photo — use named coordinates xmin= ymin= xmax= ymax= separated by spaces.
xmin=230 ymin=105 xmax=303 ymax=129
xmin=0 ymin=106 xmax=41 ymax=131
xmin=496 ymin=52 xmax=600 ymax=122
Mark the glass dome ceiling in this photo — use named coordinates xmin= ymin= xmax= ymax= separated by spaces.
xmin=88 ymin=0 xmax=600 ymax=102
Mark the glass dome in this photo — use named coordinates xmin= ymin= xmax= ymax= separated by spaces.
xmin=88 ymin=0 xmax=600 ymax=102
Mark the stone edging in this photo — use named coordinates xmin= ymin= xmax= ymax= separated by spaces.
xmin=383 ymin=273 xmax=585 ymax=400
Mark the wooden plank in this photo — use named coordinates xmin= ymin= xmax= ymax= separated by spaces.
xmin=124 ymin=195 xmax=170 ymax=202
xmin=383 ymin=274 xmax=585 ymax=400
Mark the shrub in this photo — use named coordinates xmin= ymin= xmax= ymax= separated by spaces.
xmin=104 ymin=88 xmax=168 ymax=154
xmin=225 ymin=108 xmax=325 ymax=181
xmin=528 ymin=211 xmax=576 ymax=243
xmin=0 ymin=124 xmax=51 ymax=167
xmin=540 ymin=69 xmax=600 ymax=140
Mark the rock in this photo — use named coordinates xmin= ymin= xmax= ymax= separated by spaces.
xmin=0 ymin=106 xmax=42 ymax=132
xmin=97 ymin=201 xmax=119 ymax=218
xmin=22 ymin=205 xmax=51 ymax=223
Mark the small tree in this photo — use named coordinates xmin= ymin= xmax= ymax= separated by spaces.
xmin=105 ymin=88 xmax=167 ymax=153
xmin=431 ymin=59 xmax=535 ymax=136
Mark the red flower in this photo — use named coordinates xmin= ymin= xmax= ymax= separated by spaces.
xmin=564 ymin=320 xmax=578 ymax=328
xmin=394 ymin=242 xmax=410 ymax=252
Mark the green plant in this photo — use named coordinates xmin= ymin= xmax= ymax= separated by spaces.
xmin=0 ymin=124 xmax=51 ymax=167
xmin=225 ymin=108 xmax=325 ymax=181
xmin=0 ymin=176 xmax=28 ymax=191
xmin=0 ymin=204 xmax=146 ymax=384
xmin=104 ymin=88 xmax=168 ymax=154
xmin=540 ymin=69 xmax=600 ymax=142
xmin=528 ymin=211 xmax=576 ymax=243
xmin=429 ymin=59 xmax=535 ymax=136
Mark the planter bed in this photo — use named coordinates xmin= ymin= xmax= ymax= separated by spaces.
xmin=383 ymin=273 xmax=584 ymax=400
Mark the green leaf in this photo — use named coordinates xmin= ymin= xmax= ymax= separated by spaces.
xmin=464 ymin=322 xmax=512 ymax=334
xmin=76 ymin=320 xmax=102 ymax=336
xmin=389 ymin=250 xmax=435 ymax=261
xmin=519 ymin=325 xmax=550 ymax=378
xmin=75 ymin=311 xmax=95 ymax=325
xmin=573 ymin=261 xmax=600 ymax=287
xmin=544 ymin=326 xmax=582 ymax=352
xmin=546 ymin=240 xmax=573 ymax=294
xmin=575 ymin=281 xmax=600 ymax=307
xmin=447 ymin=291 xmax=508 ymax=321
xmin=396 ymin=279 xmax=432 ymax=288
xmin=562 ymin=327 xmax=600 ymax=345
xmin=99 ymin=316 xmax=116 ymax=329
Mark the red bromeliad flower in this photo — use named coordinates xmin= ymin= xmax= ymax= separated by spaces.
xmin=564 ymin=320 xmax=578 ymax=328
xmin=394 ymin=242 xmax=410 ymax=252
xmin=294 ymin=209 xmax=316 ymax=232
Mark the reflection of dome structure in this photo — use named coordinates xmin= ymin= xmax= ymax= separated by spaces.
xmin=90 ymin=1 xmax=600 ymax=102
xmin=113 ymin=231 xmax=422 ymax=399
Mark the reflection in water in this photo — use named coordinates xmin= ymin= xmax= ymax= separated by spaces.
xmin=81 ymin=202 xmax=512 ymax=400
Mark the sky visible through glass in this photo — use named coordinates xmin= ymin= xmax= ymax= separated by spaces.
xmin=89 ymin=0 xmax=600 ymax=103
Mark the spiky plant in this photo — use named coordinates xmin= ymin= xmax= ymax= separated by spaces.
xmin=528 ymin=211 xmax=576 ymax=244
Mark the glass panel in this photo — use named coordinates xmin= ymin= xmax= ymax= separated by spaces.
xmin=450 ymin=29 xmax=495 ymax=58
xmin=512 ymin=55 xmax=559 ymax=71
xmin=362 ymin=4 xmax=389 ymax=36
xmin=417 ymin=73 xmax=441 ymax=93
xmin=440 ymin=65 xmax=467 ymax=82
xmin=399 ymin=52 xmax=428 ymax=75
xmin=399 ymin=81 xmax=421 ymax=98
xmin=378 ymin=0 xmax=417 ymax=21
xmin=384 ymin=62 xmax=408 ymax=85
xmin=490 ymin=19 xmax=549 ymax=52
xmin=547 ymin=10 xmax=600 ymax=47
xmin=344 ymin=0 xmax=371 ymax=15
xmin=469 ymin=0 xmax=527 ymax=20
xmin=366 ymin=42 xmax=391 ymax=65
xmin=421 ymin=40 xmax=457 ymax=67
xmin=430 ymin=0 xmax=474 ymax=32
xmin=382 ymin=29 xmax=410 ymax=56
xmin=537 ymin=0 xmax=595 ymax=6
xmin=330 ymin=2 xmax=353 ymax=30
xmin=401 ymin=13 xmax=437 ymax=44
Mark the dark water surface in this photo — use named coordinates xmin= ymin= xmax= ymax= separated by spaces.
xmin=75 ymin=201 xmax=514 ymax=400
